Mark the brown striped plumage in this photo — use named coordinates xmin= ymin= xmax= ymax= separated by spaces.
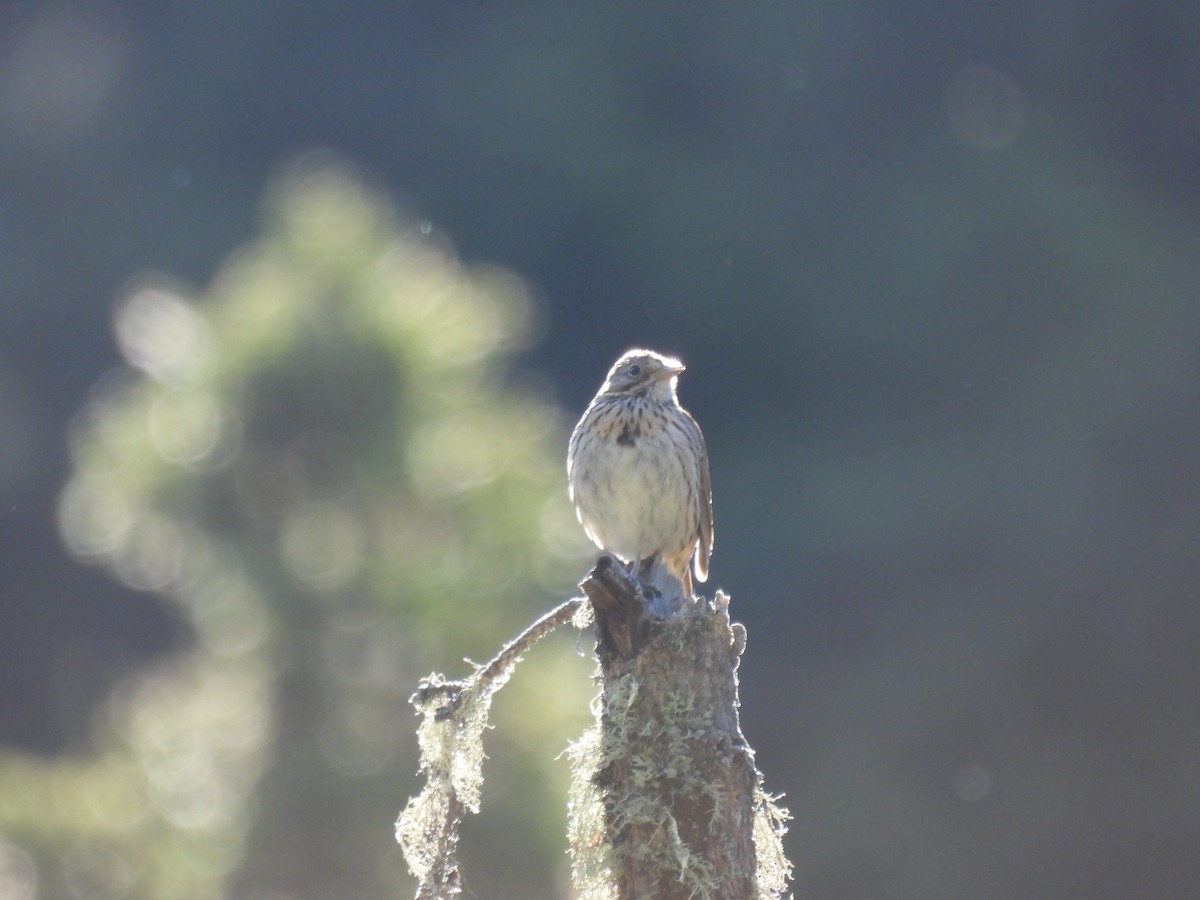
xmin=567 ymin=349 xmax=713 ymax=593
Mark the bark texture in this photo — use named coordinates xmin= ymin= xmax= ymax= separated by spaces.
xmin=580 ymin=557 xmax=759 ymax=899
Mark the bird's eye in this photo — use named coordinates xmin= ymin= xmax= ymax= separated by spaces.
xmin=628 ymin=364 xmax=642 ymax=377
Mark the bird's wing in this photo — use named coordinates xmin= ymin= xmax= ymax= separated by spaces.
xmin=689 ymin=411 xmax=713 ymax=582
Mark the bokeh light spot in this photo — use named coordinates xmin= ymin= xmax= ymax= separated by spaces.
xmin=0 ymin=8 xmax=128 ymax=138
xmin=120 ymin=663 xmax=270 ymax=845
xmin=0 ymin=840 xmax=37 ymax=900
xmin=275 ymin=158 xmax=382 ymax=261
xmin=944 ymin=65 xmax=1026 ymax=149
xmin=63 ymin=841 xmax=136 ymax=900
xmin=280 ymin=503 xmax=365 ymax=591
xmin=186 ymin=578 xmax=269 ymax=659
xmin=317 ymin=701 xmax=398 ymax=778
xmin=322 ymin=611 xmax=406 ymax=687
xmin=409 ymin=416 xmax=499 ymax=496
xmin=148 ymin=389 xmax=224 ymax=466
xmin=113 ymin=516 xmax=184 ymax=592
xmin=80 ymin=761 xmax=150 ymax=835
xmin=952 ymin=762 xmax=991 ymax=802
xmin=115 ymin=286 xmax=212 ymax=385
xmin=57 ymin=475 xmax=133 ymax=559
xmin=149 ymin=758 xmax=222 ymax=830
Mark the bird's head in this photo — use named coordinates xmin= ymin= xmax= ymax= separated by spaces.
xmin=601 ymin=349 xmax=685 ymax=399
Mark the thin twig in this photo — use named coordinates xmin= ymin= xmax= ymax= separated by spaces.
xmin=477 ymin=595 xmax=587 ymax=684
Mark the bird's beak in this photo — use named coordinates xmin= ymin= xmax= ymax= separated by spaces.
xmin=655 ymin=362 xmax=684 ymax=381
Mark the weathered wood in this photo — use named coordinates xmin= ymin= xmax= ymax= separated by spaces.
xmin=580 ymin=556 xmax=760 ymax=899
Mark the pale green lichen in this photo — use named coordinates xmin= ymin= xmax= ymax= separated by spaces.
xmin=395 ymin=656 xmax=518 ymax=891
xmin=396 ymin=598 xmax=585 ymax=894
xmin=566 ymin=722 xmax=617 ymax=900
xmin=567 ymin=621 xmax=794 ymax=900
xmin=568 ymin=665 xmax=723 ymax=899
xmin=753 ymin=790 xmax=793 ymax=899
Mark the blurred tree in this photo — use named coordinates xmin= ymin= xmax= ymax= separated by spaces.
xmin=0 ymin=156 xmax=595 ymax=899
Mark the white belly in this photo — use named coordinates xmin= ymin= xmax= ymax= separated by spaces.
xmin=570 ymin=424 xmax=694 ymax=565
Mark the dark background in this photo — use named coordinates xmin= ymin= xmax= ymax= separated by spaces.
xmin=3 ymin=2 xmax=1199 ymax=897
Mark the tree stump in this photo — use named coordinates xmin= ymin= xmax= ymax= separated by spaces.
xmin=577 ymin=556 xmax=761 ymax=899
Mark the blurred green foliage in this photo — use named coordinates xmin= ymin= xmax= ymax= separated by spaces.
xmin=2 ymin=159 xmax=596 ymax=898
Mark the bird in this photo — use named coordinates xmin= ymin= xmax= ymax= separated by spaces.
xmin=567 ymin=348 xmax=713 ymax=593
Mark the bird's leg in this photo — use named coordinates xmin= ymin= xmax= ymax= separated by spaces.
xmin=636 ymin=553 xmax=693 ymax=595
xmin=637 ymin=555 xmax=657 ymax=581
